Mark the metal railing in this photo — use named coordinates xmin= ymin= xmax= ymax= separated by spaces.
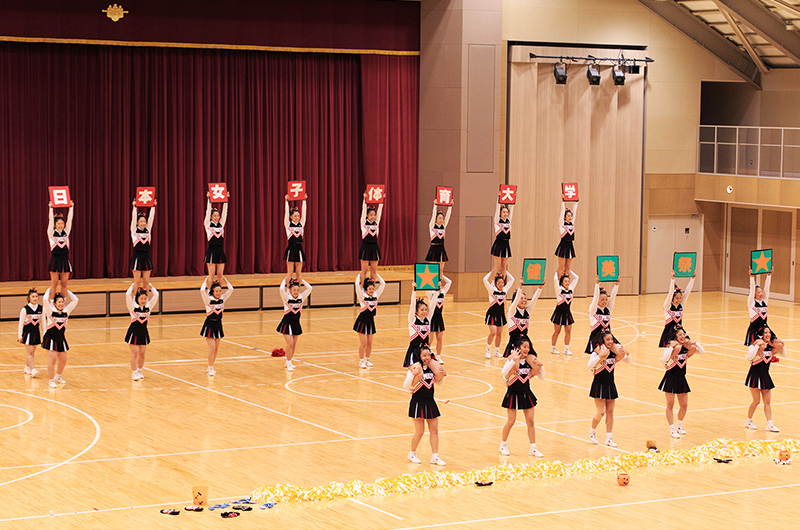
xmin=698 ymin=125 xmax=800 ymax=178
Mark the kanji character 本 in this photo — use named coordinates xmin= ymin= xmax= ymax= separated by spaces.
xmin=601 ymin=260 xmax=616 ymax=278
xmin=678 ymin=256 xmax=693 ymax=273
xmin=563 ymin=183 xmax=577 ymax=200
xmin=52 ymin=189 xmax=69 ymax=205
xmin=438 ymin=187 xmax=452 ymax=205
xmin=210 ymin=184 xmax=226 ymax=200
xmin=526 ymin=262 xmax=542 ymax=281
xmin=138 ymin=188 xmax=154 ymax=204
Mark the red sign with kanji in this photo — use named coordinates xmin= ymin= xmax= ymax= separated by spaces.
xmin=48 ymin=186 xmax=71 ymax=207
xmin=135 ymin=187 xmax=156 ymax=207
xmin=366 ymin=184 xmax=386 ymax=204
xmin=498 ymin=184 xmax=517 ymax=204
xmin=208 ymin=182 xmax=228 ymax=203
xmin=435 ymin=186 xmax=453 ymax=206
xmin=562 ymin=182 xmax=579 ymax=201
xmin=287 ymin=180 xmax=306 ymax=200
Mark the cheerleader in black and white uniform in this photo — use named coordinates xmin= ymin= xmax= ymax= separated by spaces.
xmin=744 ymin=327 xmax=783 ymax=432
xmin=588 ymin=332 xmax=631 ymax=447
xmin=425 ymin=199 xmax=452 ymax=273
xmin=204 ymin=191 xmax=229 ymax=284
xmin=18 ymin=288 xmax=43 ymax=378
xmin=130 ymin=199 xmax=157 ymax=292
xmin=554 ymin=201 xmax=577 ymax=276
xmin=284 ymin=193 xmax=307 ymax=285
xmin=403 ymin=345 xmax=447 ymax=465
xmin=490 ymin=198 xmax=514 ymax=278
xmin=125 ymin=283 xmax=159 ymax=381
xmin=277 ymin=278 xmax=312 ymax=372
xmin=585 ymin=277 xmax=627 ymax=357
xmin=200 ymin=277 xmax=234 ymax=376
xmin=427 ymin=275 xmax=452 ymax=363
xmin=354 ymin=273 xmax=386 ymax=368
xmin=659 ymin=327 xmax=698 ymax=438
xmin=403 ymin=286 xmax=431 ymax=367
xmin=359 ymin=191 xmax=384 ymax=281
xmin=483 ymin=271 xmax=514 ymax=359
xmin=503 ymin=284 xmax=542 ymax=358
xmin=745 ymin=272 xmax=785 ymax=352
xmin=499 ymin=337 xmax=545 ymax=457
xmin=47 ymin=200 xmax=74 ymax=295
xmin=41 ymin=288 xmax=79 ymax=389
xmin=550 ymin=271 xmax=578 ymax=356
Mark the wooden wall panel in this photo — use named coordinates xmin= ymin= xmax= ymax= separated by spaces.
xmin=761 ymin=209 xmax=792 ymax=295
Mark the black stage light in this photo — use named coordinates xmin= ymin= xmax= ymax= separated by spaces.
xmin=612 ymin=66 xmax=626 ymax=85
xmin=629 ymin=64 xmax=641 ymax=74
xmin=586 ymin=65 xmax=600 ymax=85
xmin=554 ymin=63 xmax=567 ymax=84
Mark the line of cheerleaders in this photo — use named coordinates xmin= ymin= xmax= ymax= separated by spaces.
xmin=17 ymin=193 xmax=788 ymax=465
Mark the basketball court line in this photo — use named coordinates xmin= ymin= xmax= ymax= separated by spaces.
xmin=348 ymin=498 xmax=404 ymax=520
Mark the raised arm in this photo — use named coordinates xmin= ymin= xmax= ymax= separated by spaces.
xmin=125 ymin=283 xmax=135 ymax=313
xmin=375 ymin=202 xmax=384 ymax=224
xmin=130 ymin=203 xmax=138 ymax=236
xmin=664 ymin=278 xmax=675 ymax=310
xmin=571 ymin=201 xmax=578 ymax=219
xmin=529 ymin=286 xmax=542 ymax=309
xmin=408 ymin=287 xmax=417 ymax=325
xmin=747 ymin=275 xmax=756 ymax=309
xmin=43 ymin=288 xmax=53 ymax=318
xmin=204 ymin=199 xmax=212 ymax=228
xmin=507 ymin=288 xmax=521 ymax=321
xmin=494 ymin=201 xmax=501 ymax=224
xmin=147 ymin=285 xmax=160 ymax=308
xmin=683 ymin=277 xmax=695 ymax=306
xmin=568 ymin=270 xmax=579 ymax=291
xmin=504 ymin=272 xmax=515 ymax=293
xmin=608 ymin=282 xmax=620 ymax=312
xmin=374 ymin=273 xmax=387 ymax=298
xmin=588 ymin=281 xmax=600 ymax=315
xmin=429 ymin=201 xmax=437 ymax=231
xmin=221 ymin=280 xmax=234 ymax=301
xmin=507 ymin=204 xmax=515 ymax=222
xmin=360 ymin=198 xmax=367 ymax=227
xmin=763 ymin=273 xmax=772 ymax=303
xmin=559 ymin=201 xmax=566 ymax=229
xmin=199 ymin=278 xmax=210 ymax=304
xmin=284 ymin=199 xmax=290 ymax=230
xmin=300 ymin=199 xmax=307 ymax=225
xmin=279 ymin=279 xmax=289 ymax=304
xmin=63 ymin=291 xmax=79 ymax=314
xmin=553 ymin=272 xmax=561 ymax=297
xmin=65 ymin=205 xmax=74 ymax=234
xmin=439 ymin=275 xmax=452 ymax=296
xmin=299 ymin=280 xmax=312 ymax=301
xmin=220 ymin=202 xmax=228 ymax=226
xmin=443 ymin=205 xmax=453 ymax=227
xmin=354 ymin=274 xmax=365 ymax=302
xmin=47 ymin=206 xmax=54 ymax=237
xmin=483 ymin=271 xmax=494 ymax=294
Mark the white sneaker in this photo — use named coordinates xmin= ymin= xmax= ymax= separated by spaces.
xmin=430 ymin=455 xmax=446 ymax=466
xmin=677 ymin=426 xmax=687 ymax=435
xmin=437 ymin=357 xmax=444 ymax=365
xmin=30 ymin=368 xmax=38 ymax=378
xmin=564 ymin=347 xmax=572 ymax=356
xmin=132 ymin=371 xmax=142 ymax=381
xmin=485 ymin=346 xmax=491 ymax=359
xmin=364 ymin=358 xmax=374 ymax=367
xmin=408 ymin=451 xmax=421 ymax=464
xmin=745 ymin=419 xmax=757 ymax=430
xmin=207 ymin=366 xmax=216 ymax=376
xmin=358 ymin=359 xmax=367 ymax=369
xmin=529 ymin=446 xmax=544 ymax=457
xmin=55 ymin=374 xmax=66 ymax=384
xmin=499 ymin=443 xmax=510 ymax=456
xmin=494 ymin=348 xmax=503 ymax=358
xmin=589 ymin=431 xmax=599 ymax=444
xmin=550 ymin=346 xmax=560 ymax=355
xmin=766 ymin=422 xmax=780 ymax=432
xmin=48 ymin=379 xmax=57 ymax=388
xmin=286 ymin=361 xmax=295 ymax=372
xmin=670 ymin=428 xmax=680 ymax=439
xmin=23 ymin=366 xmax=31 ymax=375
xmin=606 ymin=438 xmax=618 ymax=448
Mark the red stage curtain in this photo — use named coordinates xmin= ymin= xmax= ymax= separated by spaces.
xmin=0 ymin=42 xmax=418 ymax=281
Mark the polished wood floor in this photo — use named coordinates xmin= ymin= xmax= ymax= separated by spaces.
xmin=1 ymin=290 xmax=798 ymax=528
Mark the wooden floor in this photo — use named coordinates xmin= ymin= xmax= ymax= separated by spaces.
xmin=1 ymin=290 xmax=799 ymax=528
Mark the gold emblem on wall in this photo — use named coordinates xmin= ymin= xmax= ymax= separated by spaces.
xmin=102 ymin=4 xmax=128 ymax=22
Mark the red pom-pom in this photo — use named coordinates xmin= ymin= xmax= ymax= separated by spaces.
xmin=271 ymin=348 xmax=286 ymax=357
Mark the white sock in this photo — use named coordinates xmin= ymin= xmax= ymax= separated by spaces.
xmin=431 ymin=452 xmax=439 ymax=459
xmin=499 ymin=441 xmax=507 ymax=447
xmin=606 ymin=433 xmax=613 ymax=441
xmin=530 ymin=443 xmax=537 ymax=450
xmin=494 ymin=346 xmax=500 ymax=353
xmin=589 ymin=428 xmax=596 ymax=435
xmin=676 ymin=420 xmax=683 ymax=429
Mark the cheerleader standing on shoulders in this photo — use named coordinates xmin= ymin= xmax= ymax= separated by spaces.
xmin=588 ymin=332 xmax=630 ymax=447
xmin=125 ymin=283 xmax=159 ymax=381
xmin=745 ymin=271 xmax=785 ymax=352
xmin=744 ymin=327 xmax=783 ymax=432
xmin=47 ymin=201 xmax=74 ymax=295
xmin=403 ymin=345 xmax=447 ymax=465
xmin=277 ymin=279 xmax=312 ymax=372
xmin=18 ymin=288 xmax=43 ymax=377
xmin=427 ymin=275 xmax=452 ymax=363
xmin=550 ymin=271 xmax=578 ymax=355
xmin=359 ymin=191 xmax=384 ymax=280
xmin=483 ymin=271 xmax=515 ymax=358
xmin=200 ymin=277 xmax=234 ymax=376
xmin=130 ymin=199 xmax=157 ymax=292
xmin=204 ymin=191 xmax=229 ymax=284
xmin=41 ymin=288 xmax=79 ymax=389
xmin=585 ymin=277 xmax=626 ymax=356
xmin=490 ymin=197 xmax=514 ymax=278
xmin=554 ymin=201 xmax=577 ymax=276
xmin=353 ymin=273 xmax=386 ymax=368
xmin=659 ymin=327 xmax=697 ymax=438
xmin=284 ymin=193 xmax=307 ymax=285
xmin=658 ymin=272 xmax=705 ymax=356
xmin=403 ymin=285 xmax=432 ymax=367
xmin=504 ymin=284 xmax=542 ymax=358
xmin=425 ymin=199 xmax=452 ymax=273
xmin=499 ymin=337 xmax=545 ymax=457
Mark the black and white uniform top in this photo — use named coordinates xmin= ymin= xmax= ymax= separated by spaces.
xmin=745 ymin=341 xmax=776 ymax=390
xmin=503 ymin=286 xmax=541 ymax=357
xmin=501 ymin=356 xmax=541 ymax=409
xmin=41 ymin=288 xmax=79 ymax=353
xmin=353 ymin=273 xmax=386 ymax=335
xmin=130 ymin=204 xmax=155 ymax=271
xmin=425 ymin=202 xmax=452 ymax=263
xmin=585 ymin=282 xmax=620 ymax=354
xmin=554 ymin=201 xmax=578 ymax=259
xmin=124 ymin=284 xmax=159 ymax=346
xmin=47 ymin=205 xmax=74 ymax=273
xmin=490 ymin=202 xmax=514 ymax=258
xmin=745 ymin=275 xmax=774 ymax=346
xmin=658 ymin=343 xmax=691 ymax=394
xmin=658 ymin=277 xmax=694 ymax=347
xmin=283 ymin=199 xmax=307 ymax=263
xmin=483 ymin=271 xmax=514 ymax=327
xmin=404 ymin=362 xmax=445 ymax=419
xmin=277 ymin=279 xmax=312 ymax=336
xmin=199 ymin=279 xmax=234 ymax=339
xmin=18 ymin=302 xmax=44 ymax=346
xmin=588 ymin=348 xmax=619 ymax=400
xmin=550 ymin=271 xmax=579 ymax=326
xmin=426 ymin=274 xmax=452 ymax=333
xmin=403 ymin=289 xmax=432 ymax=367
xmin=204 ymin=200 xmax=228 ymax=264
xmin=358 ymin=199 xmax=384 ymax=262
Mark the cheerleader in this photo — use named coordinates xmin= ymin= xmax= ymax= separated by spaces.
xmin=403 ymin=286 xmax=431 ymax=367
xmin=47 ymin=201 xmax=74 ymax=295
xmin=130 ymin=200 xmax=157 ymax=292
xmin=483 ymin=271 xmax=515 ymax=359
xmin=744 ymin=327 xmax=782 ymax=432
xmin=550 ymin=271 xmax=579 ymax=355
xmin=353 ymin=273 xmax=386 ymax=368
xmin=503 ymin=285 xmax=542 ymax=358
xmin=41 ymin=288 xmax=79 ymax=389
xmin=499 ymin=337 xmax=545 ymax=457
xmin=204 ymin=192 xmax=229 ymax=284
xmin=490 ymin=198 xmax=513 ymax=278
xmin=284 ymin=193 xmax=307 ymax=285
xmin=125 ymin=283 xmax=159 ymax=381
xmin=745 ymin=272 xmax=785 ymax=352
xmin=554 ymin=201 xmax=577 ymax=276
xmin=277 ymin=279 xmax=313 ymax=372
xmin=658 ymin=327 xmax=697 ymax=438
xmin=403 ymin=345 xmax=447 ymax=465
xmin=588 ymin=332 xmax=630 ymax=447
xmin=427 ymin=275 xmax=452 ymax=363
xmin=585 ymin=277 xmax=627 ymax=356
xmin=425 ymin=199 xmax=452 ymax=273
xmin=358 ymin=192 xmax=384 ymax=281
xmin=200 ymin=277 xmax=234 ymax=376
xmin=18 ymin=288 xmax=43 ymax=377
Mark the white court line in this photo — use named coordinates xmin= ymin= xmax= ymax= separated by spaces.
xmin=348 ymin=498 xmax=404 ymax=520
xmin=0 ymin=404 xmax=34 ymax=431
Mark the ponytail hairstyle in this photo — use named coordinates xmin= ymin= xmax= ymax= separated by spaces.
xmin=366 ymin=206 xmax=377 ymax=216
xmin=363 ymin=277 xmax=375 ymax=290
xmin=288 ymin=279 xmax=300 ymax=289
xmin=53 ymin=292 xmax=65 ymax=304
xmin=412 ymin=344 xmax=433 ymax=365
xmin=564 ymin=208 xmax=572 ymax=220
xmin=209 ymin=282 xmax=221 ymax=294
xmin=598 ymin=287 xmax=607 ymax=296
xmin=289 ymin=207 xmax=300 ymax=217
xmin=560 ymin=274 xmax=570 ymax=287
xmin=27 ymin=287 xmax=38 ymax=303
xmin=137 ymin=213 xmax=147 ymax=222
xmin=415 ymin=297 xmax=428 ymax=313
xmin=135 ymin=288 xmax=148 ymax=304
xmin=515 ymin=336 xmax=534 ymax=356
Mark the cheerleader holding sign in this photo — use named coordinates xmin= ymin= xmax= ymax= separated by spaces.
xmin=130 ymin=199 xmax=157 ymax=293
xmin=403 ymin=345 xmax=447 ymax=465
xmin=403 ymin=286 xmax=432 ymax=367
xmin=745 ymin=271 xmax=785 ymax=352
xmin=490 ymin=195 xmax=514 ymax=278
xmin=744 ymin=327 xmax=783 ymax=432
xmin=359 ymin=190 xmax=384 ymax=281
xmin=585 ymin=277 xmax=627 ymax=358
xmin=125 ymin=283 xmax=159 ymax=381
xmin=353 ymin=273 xmax=386 ymax=368
xmin=277 ymin=279 xmax=313 ymax=372
xmin=204 ymin=191 xmax=229 ymax=284
xmin=659 ymin=272 xmax=706 ymax=354
xmin=499 ymin=337 xmax=545 ymax=457
xmin=47 ymin=201 xmax=74 ymax=295
xmin=425 ymin=199 xmax=452 ymax=273
xmin=42 ymin=288 xmax=79 ymax=388
xmin=284 ymin=193 xmax=307 ymax=285
xmin=554 ymin=201 xmax=577 ymax=276
xmin=18 ymin=289 xmax=44 ymax=377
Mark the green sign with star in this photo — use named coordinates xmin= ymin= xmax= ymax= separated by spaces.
xmin=751 ymin=249 xmax=773 ymax=274
xmin=414 ymin=263 xmax=440 ymax=291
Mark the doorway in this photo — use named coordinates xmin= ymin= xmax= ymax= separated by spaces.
xmin=647 ymin=215 xmax=704 ymax=294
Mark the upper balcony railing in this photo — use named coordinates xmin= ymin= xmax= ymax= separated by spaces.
xmin=698 ymin=125 xmax=800 ymax=178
